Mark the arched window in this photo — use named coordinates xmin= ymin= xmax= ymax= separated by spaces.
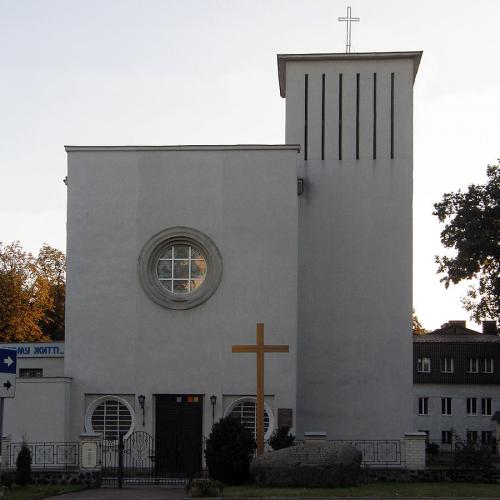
xmin=85 ymin=396 xmax=135 ymax=441
xmin=224 ymin=397 xmax=274 ymax=441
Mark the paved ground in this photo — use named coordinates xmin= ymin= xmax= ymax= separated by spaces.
xmin=45 ymin=487 xmax=186 ymax=500
xmin=44 ymin=491 xmax=499 ymax=500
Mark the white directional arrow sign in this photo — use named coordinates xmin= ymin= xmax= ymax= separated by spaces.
xmin=0 ymin=374 xmax=15 ymax=398
xmin=0 ymin=348 xmax=16 ymax=398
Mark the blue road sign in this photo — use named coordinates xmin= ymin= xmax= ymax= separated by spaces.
xmin=0 ymin=348 xmax=17 ymax=374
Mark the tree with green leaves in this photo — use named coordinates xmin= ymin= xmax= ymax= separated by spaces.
xmin=433 ymin=163 xmax=499 ymax=322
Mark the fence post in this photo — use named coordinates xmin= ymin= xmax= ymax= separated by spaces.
xmin=404 ymin=432 xmax=427 ymax=470
xmin=79 ymin=432 xmax=102 ymax=487
xmin=117 ymin=434 xmax=124 ymax=489
xmin=0 ymin=436 xmax=11 ymax=469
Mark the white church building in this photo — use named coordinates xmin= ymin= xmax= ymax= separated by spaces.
xmin=4 ymin=49 xmax=422 ymax=473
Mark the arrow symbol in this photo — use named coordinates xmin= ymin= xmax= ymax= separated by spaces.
xmin=4 ymin=356 xmax=13 ymax=367
xmin=3 ymin=380 xmax=11 ymax=390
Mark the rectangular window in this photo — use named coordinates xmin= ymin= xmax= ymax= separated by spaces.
xmin=440 ymin=357 xmax=454 ymax=373
xmin=19 ymin=368 xmax=43 ymax=378
xmin=481 ymin=397 xmax=492 ymax=416
xmin=468 ymin=358 xmax=479 ymax=373
xmin=466 ymin=430 xmax=478 ymax=444
xmin=417 ymin=357 xmax=431 ymax=373
xmin=441 ymin=397 xmax=452 ymax=415
xmin=418 ymin=397 xmax=429 ymax=415
xmin=481 ymin=358 xmax=494 ymax=373
xmin=481 ymin=431 xmax=493 ymax=444
xmin=467 ymin=397 xmax=477 ymax=415
xmin=441 ymin=430 xmax=452 ymax=444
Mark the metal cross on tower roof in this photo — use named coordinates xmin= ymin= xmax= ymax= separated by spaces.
xmin=338 ymin=6 xmax=360 ymax=53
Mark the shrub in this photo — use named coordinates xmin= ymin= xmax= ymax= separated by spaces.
xmin=0 ymin=471 xmax=15 ymax=488
xmin=453 ymin=442 xmax=493 ymax=469
xmin=426 ymin=441 xmax=440 ymax=455
xmin=186 ymin=478 xmax=223 ymax=497
xmin=205 ymin=416 xmax=256 ymax=484
xmin=269 ymin=426 xmax=295 ymax=450
xmin=16 ymin=444 xmax=32 ymax=486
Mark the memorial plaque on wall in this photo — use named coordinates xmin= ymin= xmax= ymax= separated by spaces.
xmin=81 ymin=441 xmax=98 ymax=469
xmin=278 ymin=408 xmax=293 ymax=428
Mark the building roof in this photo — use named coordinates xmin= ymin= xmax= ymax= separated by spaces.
xmin=65 ymin=144 xmax=301 ymax=153
xmin=414 ymin=321 xmax=500 ymax=343
xmin=277 ymin=51 xmax=423 ymax=98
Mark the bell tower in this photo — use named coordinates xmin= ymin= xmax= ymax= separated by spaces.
xmin=278 ymin=51 xmax=422 ymax=439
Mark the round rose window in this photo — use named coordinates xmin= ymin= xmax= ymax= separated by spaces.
xmin=157 ymin=244 xmax=207 ymax=293
xmin=138 ymin=226 xmax=222 ymax=310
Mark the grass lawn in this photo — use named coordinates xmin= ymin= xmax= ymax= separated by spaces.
xmin=3 ymin=484 xmax=86 ymax=500
xmin=224 ymin=483 xmax=500 ymax=497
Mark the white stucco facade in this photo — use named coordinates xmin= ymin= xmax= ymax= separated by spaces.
xmin=64 ymin=146 xmax=299 ymax=443
xmin=4 ymin=51 xmax=423 ymax=464
xmin=280 ymin=52 xmax=420 ymax=439
xmin=1 ymin=343 xmax=70 ymax=443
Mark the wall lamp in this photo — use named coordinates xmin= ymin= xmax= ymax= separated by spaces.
xmin=210 ymin=395 xmax=217 ymax=425
xmin=138 ymin=394 xmax=146 ymax=426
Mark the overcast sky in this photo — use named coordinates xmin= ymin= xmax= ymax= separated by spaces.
xmin=1 ymin=0 xmax=499 ymax=331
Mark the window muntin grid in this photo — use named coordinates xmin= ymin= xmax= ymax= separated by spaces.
xmin=440 ymin=357 xmax=454 ymax=373
xmin=156 ymin=244 xmax=207 ymax=294
xmin=229 ymin=400 xmax=270 ymax=440
xmin=481 ymin=358 xmax=494 ymax=373
xmin=417 ymin=357 xmax=431 ymax=373
xmin=418 ymin=397 xmax=428 ymax=415
xmin=467 ymin=358 xmax=479 ymax=373
xmin=90 ymin=399 xmax=133 ymax=441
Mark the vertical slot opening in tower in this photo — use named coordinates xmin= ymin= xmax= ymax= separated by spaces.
xmin=373 ymin=73 xmax=377 ymax=160
xmin=356 ymin=73 xmax=360 ymax=160
xmin=338 ymin=73 xmax=343 ymax=161
xmin=321 ymin=73 xmax=325 ymax=161
xmin=391 ymin=72 xmax=394 ymax=159
xmin=304 ymin=74 xmax=309 ymax=161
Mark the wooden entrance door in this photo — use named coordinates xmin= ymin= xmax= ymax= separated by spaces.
xmin=155 ymin=395 xmax=203 ymax=476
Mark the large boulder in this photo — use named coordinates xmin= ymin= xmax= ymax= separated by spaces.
xmin=250 ymin=441 xmax=362 ymax=487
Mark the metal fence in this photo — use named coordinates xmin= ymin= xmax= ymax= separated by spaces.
xmin=6 ymin=442 xmax=80 ymax=470
xmin=329 ymin=440 xmax=405 ymax=467
xmin=292 ymin=439 xmax=405 ymax=468
xmin=4 ymin=437 xmax=407 ymax=474
xmin=426 ymin=441 xmax=498 ymax=468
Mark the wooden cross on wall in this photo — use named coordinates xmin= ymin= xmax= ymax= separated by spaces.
xmin=232 ymin=323 xmax=289 ymax=455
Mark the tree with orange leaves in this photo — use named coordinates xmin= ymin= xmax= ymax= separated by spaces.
xmin=0 ymin=242 xmax=65 ymax=342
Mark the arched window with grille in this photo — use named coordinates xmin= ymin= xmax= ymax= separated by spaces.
xmin=85 ymin=396 xmax=135 ymax=441
xmin=224 ymin=397 xmax=274 ymax=441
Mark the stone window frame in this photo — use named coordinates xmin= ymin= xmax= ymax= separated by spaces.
xmin=138 ymin=227 xmax=223 ymax=310
xmin=84 ymin=395 xmax=136 ymax=442
xmin=224 ymin=396 xmax=275 ymax=442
